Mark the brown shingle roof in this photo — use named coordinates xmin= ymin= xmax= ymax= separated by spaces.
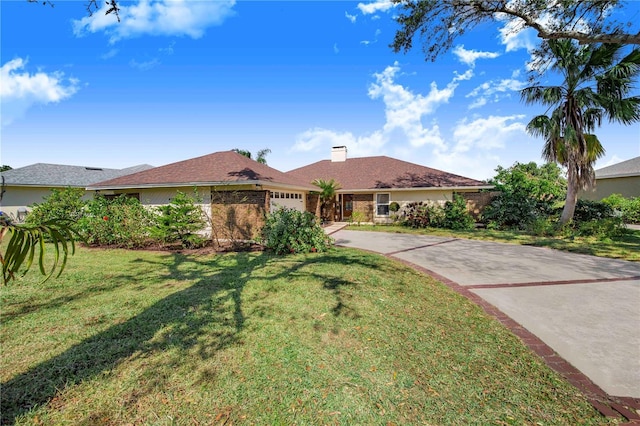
xmin=88 ymin=151 xmax=314 ymax=190
xmin=286 ymin=156 xmax=488 ymax=191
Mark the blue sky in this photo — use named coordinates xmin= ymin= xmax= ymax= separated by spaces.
xmin=2 ymin=0 xmax=639 ymax=181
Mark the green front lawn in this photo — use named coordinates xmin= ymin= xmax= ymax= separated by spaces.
xmin=1 ymin=247 xmax=611 ymax=424
xmin=346 ymin=224 xmax=640 ymax=262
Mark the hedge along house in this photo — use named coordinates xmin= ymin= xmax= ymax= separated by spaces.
xmin=87 ymin=151 xmax=316 ymax=240
xmin=0 ymin=163 xmax=153 ymax=222
xmin=286 ymin=146 xmax=493 ymax=224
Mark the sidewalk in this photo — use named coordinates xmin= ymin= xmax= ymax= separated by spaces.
xmin=332 ymin=229 xmax=640 ymax=420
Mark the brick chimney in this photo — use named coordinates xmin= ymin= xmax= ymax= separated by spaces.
xmin=331 ymin=146 xmax=347 ymax=162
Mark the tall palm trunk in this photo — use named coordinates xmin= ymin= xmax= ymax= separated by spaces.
xmin=560 ymin=160 xmax=579 ymax=225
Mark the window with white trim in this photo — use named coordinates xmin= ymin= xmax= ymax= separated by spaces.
xmin=376 ymin=193 xmax=390 ymax=216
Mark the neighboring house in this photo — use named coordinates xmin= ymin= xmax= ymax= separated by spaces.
xmin=286 ymin=146 xmax=493 ymax=223
xmin=581 ymin=156 xmax=640 ymax=200
xmin=0 ymin=163 xmax=153 ymax=221
xmin=87 ymin=150 xmax=315 ymax=240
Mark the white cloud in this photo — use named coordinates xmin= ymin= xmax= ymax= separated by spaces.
xmin=345 ymin=11 xmax=357 ymax=23
xmin=498 ymin=18 xmax=537 ymax=52
xmin=333 ymin=43 xmax=340 ymax=54
xmin=293 ymin=62 xmax=454 ymax=156
xmin=466 ymin=78 xmax=526 ymax=109
xmin=452 ymin=45 xmax=500 ymax=68
xmin=73 ymin=0 xmax=236 ymax=43
xmin=129 ymin=58 xmax=161 ymax=71
xmin=0 ymin=58 xmax=80 ymax=126
xmin=426 ymin=114 xmax=529 ymax=179
xmin=101 ymin=48 xmax=119 ymax=59
xmin=451 ymin=115 xmax=527 ymax=153
xmin=357 ymin=0 xmax=395 ymax=15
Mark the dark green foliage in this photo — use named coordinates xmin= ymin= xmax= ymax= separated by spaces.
xmin=150 ymin=191 xmax=207 ymax=248
xmin=0 ymin=165 xmax=12 ymax=172
xmin=25 ymin=187 xmax=86 ymax=227
xmin=442 ymin=195 xmax=474 ymax=230
xmin=571 ymin=199 xmax=615 ymax=223
xmin=400 ymin=196 xmax=473 ymax=230
xmin=389 ymin=201 xmax=400 ymax=212
xmin=78 ymin=195 xmax=154 ymax=248
xmin=483 ymin=162 xmax=566 ymax=229
xmin=260 ymin=207 xmax=333 ymax=254
xmin=401 ymin=202 xmax=441 ymax=228
xmin=601 ymin=194 xmax=640 ymax=224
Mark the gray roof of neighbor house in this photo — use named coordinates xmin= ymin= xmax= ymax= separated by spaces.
xmin=286 ymin=156 xmax=491 ymax=191
xmin=1 ymin=163 xmax=154 ymax=187
xmin=596 ymin=156 xmax=640 ymax=179
xmin=88 ymin=151 xmax=315 ymax=191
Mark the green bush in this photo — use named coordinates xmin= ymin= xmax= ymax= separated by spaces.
xmin=483 ymin=162 xmax=566 ymax=229
xmin=349 ymin=211 xmax=366 ymax=225
xmin=400 ymin=197 xmax=473 ymax=230
xmin=78 ymin=195 xmax=154 ymax=248
xmin=573 ymin=217 xmax=626 ymax=239
xmin=601 ymin=194 xmax=640 ymax=224
xmin=572 ymin=199 xmax=615 ymax=223
xmin=150 ymin=191 xmax=207 ymax=248
xmin=260 ymin=207 xmax=333 ymax=254
xmin=442 ymin=194 xmax=475 ymax=230
xmin=389 ymin=201 xmax=400 ymax=212
xmin=25 ymin=187 xmax=86 ymax=228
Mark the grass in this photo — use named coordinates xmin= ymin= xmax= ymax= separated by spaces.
xmin=1 ymin=246 xmax=613 ymax=425
xmin=346 ymin=224 xmax=640 ymax=262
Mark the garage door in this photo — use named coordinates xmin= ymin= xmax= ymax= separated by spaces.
xmin=270 ymin=191 xmax=305 ymax=212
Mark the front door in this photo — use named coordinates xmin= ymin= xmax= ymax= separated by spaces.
xmin=342 ymin=194 xmax=353 ymax=220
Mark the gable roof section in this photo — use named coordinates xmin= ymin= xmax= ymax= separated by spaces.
xmin=88 ymin=151 xmax=315 ymax=190
xmin=596 ymin=156 xmax=640 ymax=179
xmin=286 ymin=156 xmax=490 ymax=191
xmin=1 ymin=163 xmax=154 ymax=187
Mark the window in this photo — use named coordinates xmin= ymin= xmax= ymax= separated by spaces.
xmin=376 ymin=193 xmax=390 ymax=216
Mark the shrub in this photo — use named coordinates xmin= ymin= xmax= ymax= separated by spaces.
xmin=389 ymin=201 xmax=400 ymax=212
xmin=78 ymin=195 xmax=154 ymax=248
xmin=442 ymin=194 xmax=474 ymax=230
xmin=483 ymin=162 xmax=566 ymax=229
xmin=349 ymin=211 xmax=366 ymax=225
xmin=260 ymin=207 xmax=333 ymax=254
xmin=601 ymin=194 xmax=640 ymax=224
xmin=25 ymin=187 xmax=86 ymax=228
xmin=572 ymin=199 xmax=615 ymax=223
xmin=573 ymin=217 xmax=626 ymax=239
xmin=401 ymin=202 xmax=432 ymax=228
xmin=150 ymin=191 xmax=207 ymax=248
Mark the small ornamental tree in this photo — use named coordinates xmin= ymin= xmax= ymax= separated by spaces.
xmin=260 ymin=207 xmax=333 ymax=255
xmin=150 ymin=191 xmax=207 ymax=248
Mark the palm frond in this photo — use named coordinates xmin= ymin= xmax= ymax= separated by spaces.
xmin=1 ymin=219 xmax=78 ymax=285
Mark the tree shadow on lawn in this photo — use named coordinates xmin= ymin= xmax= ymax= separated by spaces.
xmin=0 ymin=248 xmax=385 ymax=424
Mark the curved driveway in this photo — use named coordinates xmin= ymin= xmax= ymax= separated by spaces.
xmin=333 ymin=229 xmax=640 ymax=402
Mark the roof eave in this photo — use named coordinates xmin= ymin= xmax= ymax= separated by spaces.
xmin=336 ymin=185 xmax=493 ymax=193
xmin=597 ymin=173 xmax=639 ymax=180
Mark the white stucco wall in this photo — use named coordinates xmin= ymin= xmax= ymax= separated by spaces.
xmin=0 ymin=186 xmax=92 ymax=222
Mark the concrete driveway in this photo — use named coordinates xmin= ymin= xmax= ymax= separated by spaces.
xmin=333 ymin=229 xmax=640 ymax=405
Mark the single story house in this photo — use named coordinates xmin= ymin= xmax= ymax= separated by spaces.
xmin=580 ymin=156 xmax=640 ymax=201
xmin=0 ymin=163 xmax=153 ymax=221
xmin=286 ymin=146 xmax=493 ymax=223
xmin=87 ymin=150 xmax=316 ymax=240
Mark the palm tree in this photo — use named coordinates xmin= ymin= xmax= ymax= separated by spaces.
xmin=522 ymin=40 xmax=640 ymax=224
xmin=311 ymin=178 xmax=341 ymax=222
